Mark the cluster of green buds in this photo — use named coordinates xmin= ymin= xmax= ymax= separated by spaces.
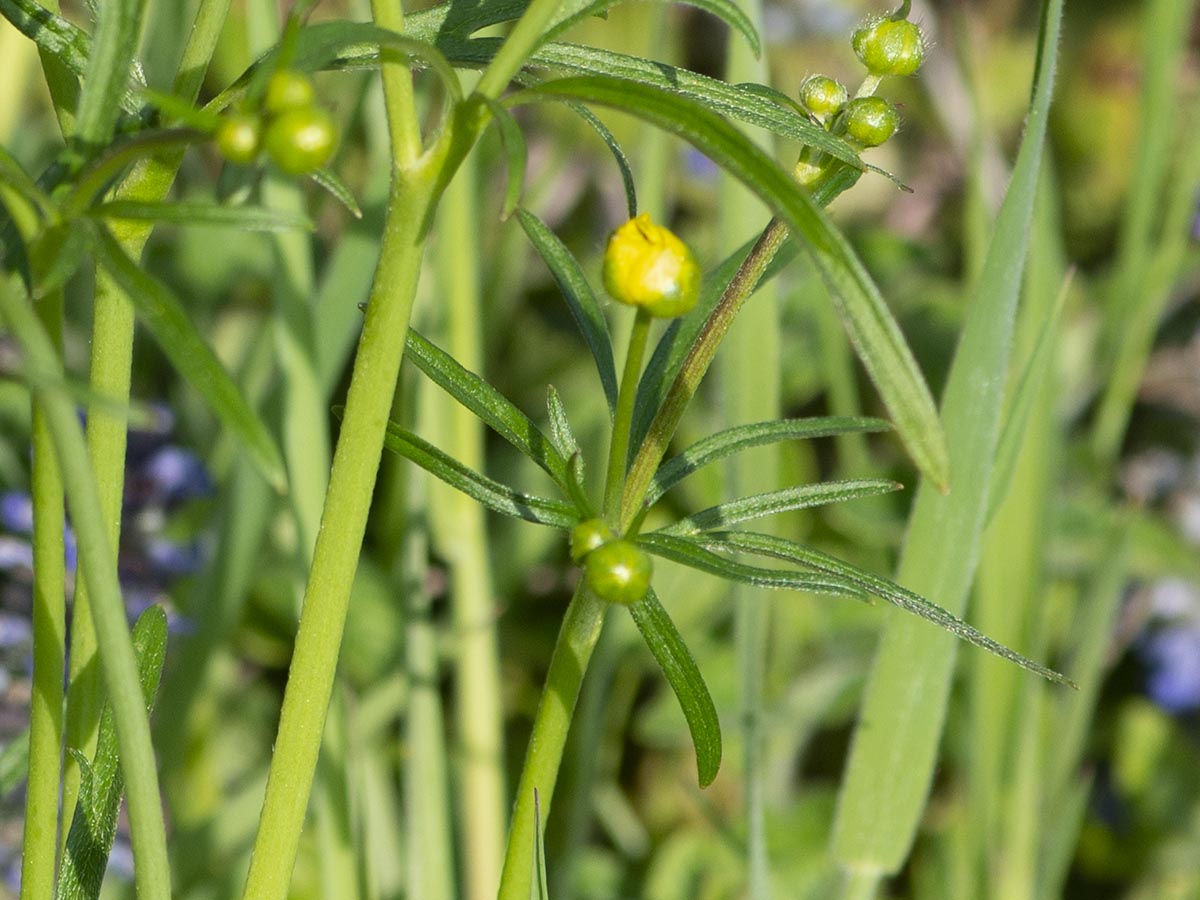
xmin=570 ymin=519 xmax=653 ymax=605
xmin=796 ymin=2 xmax=925 ymax=162
xmin=214 ymin=70 xmax=338 ymax=175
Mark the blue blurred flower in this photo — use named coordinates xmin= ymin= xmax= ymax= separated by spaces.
xmin=0 ymin=492 xmax=33 ymax=533
xmin=1141 ymin=626 xmax=1200 ymax=713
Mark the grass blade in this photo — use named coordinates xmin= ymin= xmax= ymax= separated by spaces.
xmin=93 ymin=199 xmax=314 ymax=231
xmin=830 ymin=0 xmax=1065 ymax=881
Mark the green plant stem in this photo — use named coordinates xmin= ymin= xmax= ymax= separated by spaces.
xmin=842 ymin=868 xmax=881 ymax=900
xmin=497 ymin=584 xmax=607 ymax=900
xmin=0 ymin=276 xmax=171 ymax=900
xmin=606 ymin=308 xmax=652 ymax=519
xmin=434 ymin=151 xmax=506 ymax=900
xmin=59 ymin=0 xmax=231 ymax=839
xmin=19 ymin=290 xmax=66 ymax=900
xmin=620 ymin=218 xmax=787 ymax=529
xmin=474 ymin=0 xmax=564 ymax=100
xmin=239 ymin=174 xmax=432 ymax=900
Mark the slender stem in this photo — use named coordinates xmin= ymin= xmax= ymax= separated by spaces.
xmin=606 ymin=309 xmax=652 ymax=519
xmin=371 ymin=0 xmax=422 ymax=166
xmin=19 ymin=291 xmax=66 ymax=900
xmin=1 ymin=277 xmax=171 ymax=900
xmin=59 ymin=0 xmax=232 ymax=838
xmin=473 ymin=0 xmax=564 ymax=101
xmin=619 ymin=219 xmax=787 ymax=529
xmin=435 ymin=152 xmax=507 ymax=900
xmin=496 ymin=584 xmax=607 ymax=900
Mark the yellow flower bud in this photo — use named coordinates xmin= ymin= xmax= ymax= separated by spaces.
xmin=602 ymin=213 xmax=700 ymax=318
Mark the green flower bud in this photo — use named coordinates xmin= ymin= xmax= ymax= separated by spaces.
xmin=264 ymin=105 xmax=338 ymax=175
xmin=799 ymin=75 xmax=848 ymax=119
xmin=852 ymin=16 xmax=925 ymax=77
xmin=264 ymin=70 xmax=317 ymax=115
xmin=843 ymin=96 xmax=900 ymax=148
xmin=570 ymin=518 xmax=615 ymax=563
xmin=215 ymin=113 xmax=262 ymax=165
xmin=584 ymin=540 xmax=652 ymax=606
xmin=603 ymin=213 xmax=701 ymax=318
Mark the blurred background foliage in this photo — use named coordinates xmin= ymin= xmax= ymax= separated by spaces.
xmin=1 ymin=0 xmax=1199 ymax=898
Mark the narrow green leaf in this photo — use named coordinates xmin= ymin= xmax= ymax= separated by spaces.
xmin=55 ymin=606 xmax=168 ymax=900
xmin=482 ymin=98 xmax=528 ymax=219
xmin=832 ymin=0 xmax=1065 ymax=877
xmin=310 ymin=167 xmax=364 ymax=219
xmin=27 ymin=223 xmax=88 ymax=299
xmin=516 ymin=209 xmax=619 ymax=411
xmin=657 ymin=479 xmax=901 ymax=535
xmin=628 ymin=588 xmax=723 ymax=787
xmin=509 ymin=75 xmax=949 ymax=488
xmin=0 ymin=0 xmax=110 ymax=109
xmin=89 ymin=226 xmax=287 ymax=491
xmin=701 ymin=531 xmax=1074 ymax=687
xmin=406 ymin=329 xmax=571 ymax=490
xmin=647 ymin=417 xmax=889 ymax=507
xmin=138 ymin=87 xmax=221 ymax=131
xmin=0 ymin=146 xmax=54 ymax=221
xmin=636 ymin=532 xmax=863 ymax=599
xmin=93 ymin=200 xmax=314 ymax=232
xmin=563 ymin=101 xmax=637 ymax=218
xmin=380 ymin=420 xmax=577 ymax=528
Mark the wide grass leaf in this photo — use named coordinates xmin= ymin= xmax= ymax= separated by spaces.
xmin=89 ymin=226 xmax=287 ymax=491
xmin=507 ymin=75 xmax=949 ymax=490
xmin=517 ymin=209 xmax=618 ymax=411
xmin=629 ymin=588 xmax=723 ymax=787
xmin=831 ymin=0 xmax=1065 ymax=877
xmin=656 ymin=479 xmax=900 ymax=536
xmin=380 ymin=420 xmax=577 ymax=528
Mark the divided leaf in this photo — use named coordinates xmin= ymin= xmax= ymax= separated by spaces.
xmin=628 ymin=588 xmax=722 ymax=787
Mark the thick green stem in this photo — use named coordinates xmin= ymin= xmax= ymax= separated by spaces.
xmin=842 ymin=869 xmax=881 ymax=900
xmin=239 ymin=175 xmax=432 ymax=900
xmin=606 ymin=309 xmax=652 ymax=519
xmin=1 ymin=277 xmax=171 ymax=900
xmin=497 ymin=585 xmax=607 ymax=900
xmin=20 ymin=291 xmax=66 ymax=900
